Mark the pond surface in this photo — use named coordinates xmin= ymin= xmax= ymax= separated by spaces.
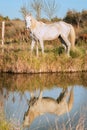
xmin=0 ymin=72 xmax=87 ymax=130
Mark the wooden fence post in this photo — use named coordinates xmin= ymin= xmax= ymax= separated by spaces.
xmin=2 ymin=21 xmax=5 ymax=45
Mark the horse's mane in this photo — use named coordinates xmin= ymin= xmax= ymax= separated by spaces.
xmin=29 ymin=97 xmax=38 ymax=106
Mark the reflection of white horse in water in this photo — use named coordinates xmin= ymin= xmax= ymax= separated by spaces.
xmin=23 ymin=88 xmax=74 ymax=127
xmin=25 ymin=14 xmax=75 ymax=56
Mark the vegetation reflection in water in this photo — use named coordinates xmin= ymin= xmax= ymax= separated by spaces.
xmin=0 ymin=72 xmax=87 ymax=130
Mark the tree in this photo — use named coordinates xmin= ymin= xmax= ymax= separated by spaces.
xmin=20 ymin=0 xmax=42 ymax=20
xmin=63 ymin=10 xmax=74 ymax=23
xmin=42 ymin=0 xmax=58 ymax=20
xmin=82 ymin=10 xmax=87 ymax=21
xmin=20 ymin=0 xmax=58 ymax=20
xmin=31 ymin=0 xmax=42 ymax=20
xmin=20 ymin=4 xmax=29 ymax=18
xmin=64 ymin=10 xmax=82 ymax=28
xmin=73 ymin=11 xmax=82 ymax=29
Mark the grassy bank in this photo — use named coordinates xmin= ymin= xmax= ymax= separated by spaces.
xmin=0 ymin=41 xmax=87 ymax=73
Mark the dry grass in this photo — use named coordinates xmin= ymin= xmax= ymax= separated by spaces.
xmin=0 ymin=41 xmax=87 ymax=73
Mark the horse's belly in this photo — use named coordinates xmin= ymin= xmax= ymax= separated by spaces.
xmin=43 ymin=31 xmax=59 ymax=40
xmin=37 ymin=99 xmax=58 ymax=113
xmin=41 ymin=26 xmax=60 ymax=40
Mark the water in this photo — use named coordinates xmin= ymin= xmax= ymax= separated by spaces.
xmin=0 ymin=72 xmax=87 ymax=130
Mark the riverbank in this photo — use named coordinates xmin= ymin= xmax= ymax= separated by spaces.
xmin=0 ymin=43 xmax=87 ymax=73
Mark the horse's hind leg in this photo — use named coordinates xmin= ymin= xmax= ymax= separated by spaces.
xmin=58 ymin=35 xmax=68 ymax=53
xmin=59 ymin=35 xmax=71 ymax=56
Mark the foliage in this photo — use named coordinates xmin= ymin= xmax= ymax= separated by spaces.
xmin=64 ymin=10 xmax=87 ymax=28
xmin=0 ymin=15 xmax=10 ymax=21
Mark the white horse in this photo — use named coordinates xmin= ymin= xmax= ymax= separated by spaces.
xmin=23 ymin=88 xmax=74 ymax=127
xmin=25 ymin=14 xmax=75 ymax=56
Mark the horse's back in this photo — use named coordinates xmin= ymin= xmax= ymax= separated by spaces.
xmin=58 ymin=21 xmax=71 ymax=29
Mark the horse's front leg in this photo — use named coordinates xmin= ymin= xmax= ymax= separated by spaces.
xmin=31 ymin=39 xmax=35 ymax=53
xmin=39 ymin=40 xmax=44 ymax=54
xmin=36 ymin=41 xmax=39 ymax=57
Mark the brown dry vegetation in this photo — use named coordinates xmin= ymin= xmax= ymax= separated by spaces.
xmin=0 ymin=42 xmax=87 ymax=73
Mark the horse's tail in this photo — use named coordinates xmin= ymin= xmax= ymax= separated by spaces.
xmin=69 ymin=25 xmax=76 ymax=49
xmin=68 ymin=88 xmax=74 ymax=111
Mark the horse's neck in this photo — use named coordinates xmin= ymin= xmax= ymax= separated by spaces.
xmin=31 ymin=17 xmax=38 ymax=30
xmin=31 ymin=17 xmax=45 ymax=31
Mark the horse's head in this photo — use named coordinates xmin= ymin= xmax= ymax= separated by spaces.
xmin=23 ymin=96 xmax=38 ymax=127
xmin=23 ymin=91 xmax=43 ymax=127
xmin=25 ymin=14 xmax=32 ymax=30
xmin=25 ymin=14 xmax=37 ymax=31
xmin=23 ymin=107 xmax=35 ymax=127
